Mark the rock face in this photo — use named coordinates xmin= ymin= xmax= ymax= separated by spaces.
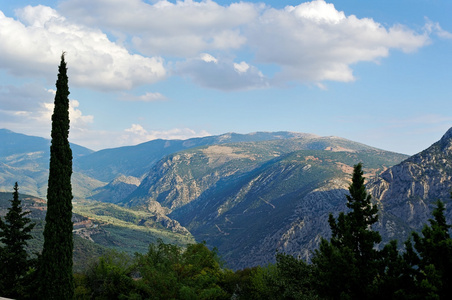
xmin=90 ymin=175 xmax=141 ymax=204
xmin=368 ymin=128 xmax=452 ymax=231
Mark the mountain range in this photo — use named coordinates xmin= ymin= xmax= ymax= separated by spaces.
xmin=1 ymin=127 xmax=451 ymax=269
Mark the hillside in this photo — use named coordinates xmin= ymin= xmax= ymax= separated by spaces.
xmin=0 ymin=191 xmax=194 ymax=271
xmin=6 ymin=128 xmax=451 ymax=270
xmin=120 ymin=137 xmax=408 ymax=269
xmin=0 ymin=129 xmax=103 ymax=199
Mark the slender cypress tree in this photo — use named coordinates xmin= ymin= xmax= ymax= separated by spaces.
xmin=39 ymin=53 xmax=74 ymax=299
xmin=0 ymin=182 xmax=35 ymax=298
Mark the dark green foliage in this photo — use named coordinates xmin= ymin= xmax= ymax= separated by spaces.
xmin=402 ymin=200 xmax=452 ymax=299
xmin=273 ymin=253 xmax=319 ymax=300
xmin=136 ymin=240 xmax=229 ymax=299
xmin=312 ymin=163 xmax=382 ymax=299
xmin=0 ymin=183 xmax=36 ymax=298
xmin=39 ymin=53 xmax=75 ymax=299
xmin=82 ymin=251 xmax=137 ymax=299
xmin=234 ymin=255 xmax=318 ymax=300
xmin=74 ymin=240 xmax=231 ymax=299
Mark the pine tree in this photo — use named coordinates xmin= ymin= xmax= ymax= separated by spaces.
xmin=408 ymin=200 xmax=452 ymax=299
xmin=39 ymin=53 xmax=74 ymax=299
xmin=312 ymin=163 xmax=382 ymax=299
xmin=0 ymin=183 xmax=35 ymax=298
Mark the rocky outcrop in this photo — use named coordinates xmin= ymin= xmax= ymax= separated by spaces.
xmin=368 ymin=127 xmax=452 ymax=230
xmin=90 ymin=175 xmax=141 ymax=204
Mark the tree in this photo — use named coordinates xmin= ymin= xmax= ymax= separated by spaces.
xmin=312 ymin=163 xmax=382 ymax=299
xmin=0 ymin=182 xmax=35 ymax=298
xmin=405 ymin=200 xmax=452 ymax=299
xmin=39 ymin=53 xmax=74 ymax=299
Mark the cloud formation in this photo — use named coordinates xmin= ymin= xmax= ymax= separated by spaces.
xmin=0 ymin=84 xmax=94 ymax=139
xmin=246 ymin=1 xmax=430 ymax=84
xmin=123 ymin=124 xmax=211 ymax=145
xmin=0 ymin=5 xmax=165 ymax=90
xmin=55 ymin=0 xmax=433 ymax=89
xmin=60 ymin=0 xmax=257 ymax=57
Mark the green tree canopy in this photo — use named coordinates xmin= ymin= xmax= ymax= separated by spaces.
xmin=0 ymin=183 xmax=35 ymax=298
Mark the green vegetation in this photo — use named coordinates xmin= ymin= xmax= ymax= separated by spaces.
xmin=312 ymin=163 xmax=382 ymax=299
xmin=0 ymin=183 xmax=36 ymax=299
xmin=75 ymin=240 xmax=231 ymax=299
xmin=1 ymin=162 xmax=452 ymax=299
xmin=39 ymin=53 xmax=75 ymax=299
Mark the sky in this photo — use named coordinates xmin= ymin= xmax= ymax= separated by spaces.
xmin=1 ymin=0 xmax=451 ymax=155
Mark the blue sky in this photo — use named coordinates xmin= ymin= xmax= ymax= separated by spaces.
xmin=0 ymin=0 xmax=451 ymax=155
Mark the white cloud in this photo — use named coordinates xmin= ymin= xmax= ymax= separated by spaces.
xmin=57 ymin=0 xmax=431 ymax=89
xmin=0 ymin=6 xmax=166 ymax=90
xmin=120 ymin=92 xmax=167 ymax=102
xmin=246 ymin=0 xmax=430 ymax=84
xmin=60 ymin=0 xmax=256 ymax=57
xmin=0 ymin=84 xmax=94 ymax=142
xmin=234 ymin=61 xmax=250 ymax=73
xmin=0 ymin=1 xmax=436 ymax=91
xmin=424 ymin=18 xmax=452 ymax=39
xmin=200 ymin=53 xmax=218 ymax=63
xmin=122 ymin=124 xmax=211 ymax=146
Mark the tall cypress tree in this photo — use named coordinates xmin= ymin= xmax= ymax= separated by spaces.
xmin=39 ymin=53 xmax=74 ymax=299
xmin=0 ymin=182 xmax=35 ymax=298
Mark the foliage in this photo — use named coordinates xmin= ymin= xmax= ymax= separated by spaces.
xmin=0 ymin=183 xmax=36 ymax=298
xmin=312 ymin=163 xmax=382 ymax=299
xmin=39 ymin=53 xmax=75 ymax=299
xmin=74 ymin=240 xmax=231 ymax=299
xmin=81 ymin=250 xmax=137 ymax=299
xmin=399 ymin=200 xmax=452 ymax=299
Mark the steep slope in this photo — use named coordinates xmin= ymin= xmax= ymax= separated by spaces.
xmin=122 ymin=137 xmax=407 ymax=269
xmin=368 ymin=127 xmax=452 ymax=229
xmin=169 ymin=150 xmax=408 ymax=269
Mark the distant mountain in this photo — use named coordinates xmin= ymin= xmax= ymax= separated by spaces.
xmin=75 ymin=131 xmax=317 ymax=183
xmin=0 ymin=128 xmax=93 ymax=158
xmin=0 ymin=129 xmax=100 ymax=198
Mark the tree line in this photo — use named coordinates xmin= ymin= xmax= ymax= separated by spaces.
xmin=1 ymin=54 xmax=451 ymax=299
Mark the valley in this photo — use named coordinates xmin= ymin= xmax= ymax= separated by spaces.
xmin=1 ymin=128 xmax=452 ymax=269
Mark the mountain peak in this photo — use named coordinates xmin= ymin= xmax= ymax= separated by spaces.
xmin=438 ymin=127 xmax=452 ymax=151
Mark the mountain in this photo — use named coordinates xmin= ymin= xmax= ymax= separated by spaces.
xmin=6 ymin=127 xmax=451 ymax=270
xmin=368 ymin=127 xmax=452 ymax=230
xmin=120 ymin=137 xmax=408 ymax=269
xmin=74 ymin=131 xmax=316 ymax=183
xmin=0 ymin=129 xmax=102 ymax=198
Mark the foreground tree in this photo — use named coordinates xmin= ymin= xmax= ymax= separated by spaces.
xmin=403 ymin=200 xmax=452 ymax=299
xmin=0 ymin=183 xmax=35 ymax=298
xmin=39 ymin=53 xmax=74 ymax=299
xmin=312 ymin=163 xmax=382 ymax=299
